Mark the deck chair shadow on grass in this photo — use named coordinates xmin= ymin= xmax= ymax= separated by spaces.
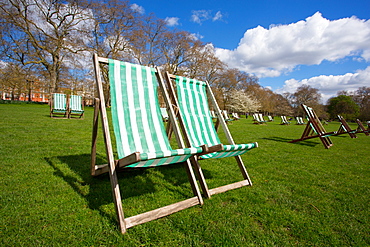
xmin=163 ymin=72 xmax=258 ymax=198
xmin=289 ymin=104 xmax=336 ymax=149
xmin=68 ymin=95 xmax=84 ymax=119
xmin=333 ymin=115 xmax=357 ymax=138
xmin=91 ymin=54 xmax=213 ymax=234
xmin=50 ymin=93 xmax=68 ymax=118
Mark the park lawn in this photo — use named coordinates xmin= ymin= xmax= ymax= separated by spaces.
xmin=0 ymin=103 xmax=369 ymax=246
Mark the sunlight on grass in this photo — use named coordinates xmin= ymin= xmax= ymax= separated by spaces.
xmin=0 ymin=103 xmax=369 ymax=246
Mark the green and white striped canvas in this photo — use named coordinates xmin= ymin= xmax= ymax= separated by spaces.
xmin=52 ymin=93 xmax=67 ymax=112
xmin=108 ymin=59 xmax=203 ymax=168
xmin=175 ymin=76 xmax=257 ymax=159
xmin=69 ymin=95 xmax=84 ymax=113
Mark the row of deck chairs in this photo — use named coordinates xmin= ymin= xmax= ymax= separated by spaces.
xmin=91 ymin=55 xmax=258 ymax=234
xmin=253 ymin=114 xmax=305 ymax=125
xmin=289 ymin=104 xmax=369 ymax=149
xmin=50 ymin=93 xmax=84 ymax=119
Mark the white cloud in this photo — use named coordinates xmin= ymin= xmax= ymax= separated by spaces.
xmin=191 ymin=10 xmax=224 ymax=24
xmin=189 ymin=33 xmax=204 ymax=41
xmin=276 ymin=66 xmax=370 ymax=103
xmin=165 ymin=17 xmax=180 ymax=26
xmin=215 ymin=12 xmax=370 ymax=78
xmin=213 ymin=11 xmax=223 ymax=21
xmin=130 ymin=3 xmax=145 ymax=14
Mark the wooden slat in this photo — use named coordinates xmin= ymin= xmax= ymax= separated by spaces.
xmin=90 ymin=98 xmax=100 ymax=176
xmin=93 ymin=54 xmax=126 ymax=234
xmin=125 ymin=197 xmax=199 ymax=229
xmin=209 ymin=180 xmax=250 ymax=196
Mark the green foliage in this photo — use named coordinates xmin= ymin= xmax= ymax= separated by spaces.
xmin=327 ymin=95 xmax=360 ymax=120
xmin=1 ymin=104 xmax=369 ymax=246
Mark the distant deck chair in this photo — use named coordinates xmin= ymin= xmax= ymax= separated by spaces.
xmin=91 ymin=54 xmax=209 ymax=234
xmin=289 ymin=104 xmax=336 ymax=149
xmin=295 ymin=117 xmax=305 ymax=125
xmin=333 ymin=115 xmax=357 ymax=138
xmin=210 ymin=110 xmax=217 ymax=119
xmin=280 ymin=116 xmax=291 ymax=125
xmin=68 ymin=95 xmax=84 ymax=119
xmin=164 ymin=72 xmax=258 ymax=198
xmin=356 ymin=119 xmax=370 ymax=136
xmin=50 ymin=93 xmax=68 ymax=118
xmin=253 ymin=113 xmax=266 ymax=124
xmin=267 ymin=115 xmax=274 ymax=122
xmin=222 ymin=110 xmax=234 ymax=123
xmin=258 ymin=114 xmax=266 ymax=123
xmin=232 ymin=112 xmax=240 ymax=120
xmin=160 ymin=107 xmax=169 ymax=121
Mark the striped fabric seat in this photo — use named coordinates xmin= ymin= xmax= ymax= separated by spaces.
xmin=69 ymin=95 xmax=84 ymax=113
xmin=52 ymin=93 xmax=67 ymax=111
xmin=175 ymin=75 xmax=257 ymax=160
xmin=108 ymin=59 xmax=204 ymax=168
xmin=69 ymin=95 xmax=84 ymax=118
xmin=50 ymin=93 xmax=68 ymax=118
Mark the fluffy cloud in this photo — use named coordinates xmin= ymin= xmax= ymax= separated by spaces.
xmin=215 ymin=12 xmax=370 ymax=77
xmin=276 ymin=66 xmax=370 ymax=103
xmin=165 ymin=17 xmax=180 ymax=27
xmin=130 ymin=3 xmax=145 ymax=14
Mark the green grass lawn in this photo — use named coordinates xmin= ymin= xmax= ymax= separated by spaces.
xmin=1 ymin=103 xmax=369 ymax=246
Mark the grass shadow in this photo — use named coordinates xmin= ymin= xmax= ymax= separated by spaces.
xmin=262 ymin=136 xmax=319 ymax=147
xmin=45 ymin=154 xmax=210 ymax=225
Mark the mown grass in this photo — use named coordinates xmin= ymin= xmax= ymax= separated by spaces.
xmin=0 ymin=103 xmax=369 ymax=246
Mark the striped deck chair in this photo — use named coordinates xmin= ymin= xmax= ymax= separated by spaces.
xmin=232 ymin=112 xmax=240 ymax=120
xmin=68 ymin=95 xmax=84 ymax=119
xmin=333 ymin=115 xmax=357 ymax=138
xmin=91 ymin=54 xmax=208 ymax=234
xmin=160 ymin=107 xmax=169 ymax=121
xmin=253 ymin=113 xmax=266 ymax=124
xmin=280 ymin=116 xmax=291 ymax=125
xmin=295 ymin=117 xmax=305 ymax=125
xmin=356 ymin=119 xmax=370 ymax=136
xmin=222 ymin=110 xmax=234 ymax=123
xmin=267 ymin=115 xmax=274 ymax=122
xmin=50 ymin=93 xmax=68 ymax=118
xmin=289 ymin=104 xmax=336 ymax=149
xmin=164 ymin=72 xmax=258 ymax=198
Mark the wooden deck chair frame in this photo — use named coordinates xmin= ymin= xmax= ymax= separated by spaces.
xmin=91 ymin=54 xmax=212 ymax=234
xmin=333 ymin=115 xmax=357 ymax=138
xmin=289 ymin=104 xmax=336 ymax=149
xmin=50 ymin=93 xmax=68 ymax=118
xmin=356 ymin=119 xmax=370 ymax=136
xmin=163 ymin=71 xmax=258 ymax=198
xmin=68 ymin=95 xmax=84 ymax=119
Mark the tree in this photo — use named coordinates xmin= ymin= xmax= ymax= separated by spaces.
xmin=327 ymin=95 xmax=359 ymax=121
xmin=0 ymin=62 xmax=31 ymax=100
xmin=274 ymin=94 xmax=294 ymax=116
xmin=226 ymin=89 xmax=260 ymax=113
xmin=0 ymin=0 xmax=93 ymax=93
xmin=292 ymin=85 xmax=322 ymax=116
xmin=354 ymin=87 xmax=370 ymax=120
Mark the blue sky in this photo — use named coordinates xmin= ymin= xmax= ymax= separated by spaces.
xmin=130 ymin=0 xmax=370 ymax=103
